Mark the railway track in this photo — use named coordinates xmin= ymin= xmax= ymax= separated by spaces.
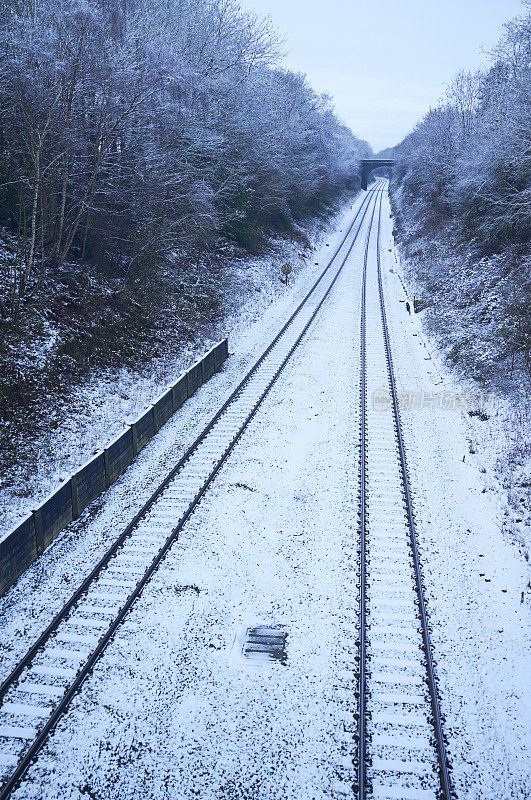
xmin=0 ymin=179 xmax=452 ymax=800
xmin=0 ymin=182 xmax=383 ymax=799
xmin=356 ymin=185 xmax=452 ymax=799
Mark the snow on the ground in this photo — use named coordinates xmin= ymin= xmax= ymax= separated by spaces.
xmin=0 ymin=204 xmax=350 ymax=538
xmin=1 ymin=185 xmax=529 ymax=799
xmin=380 ymin=191 xmax=530 ymax=799
xmin=0 ymin=196 xmax=360 ymax=681
xmin=387 ymin=203 xmax=531 ymax=562
xmin=11 ymin=204 xmax=367 ymax=800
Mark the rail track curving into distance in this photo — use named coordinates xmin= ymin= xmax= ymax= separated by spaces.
xmin=0 ymin=183 xmax=383 ymax=799
xmin=0 ymin=179 xmax=452 ymax=800
xmin=356 ymin=184 xmax=452 ymax=800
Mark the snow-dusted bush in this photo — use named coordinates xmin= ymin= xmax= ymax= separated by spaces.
xmin=390 ymin=6 xmax=531 ymax=380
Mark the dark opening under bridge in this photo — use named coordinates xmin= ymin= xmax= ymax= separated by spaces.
xmin=360 ymin=159 xmax=395 ymax=190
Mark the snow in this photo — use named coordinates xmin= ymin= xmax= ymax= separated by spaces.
xmin=0 ymin=204 xmax=351 ymax=538
xmin=0 ymin=197 xmax=359 ymax=679
xmin=5 ymin=190 xmax=368 ymax=800
xmin=1 ymin=185 xmax=529 ymax=799
xmin=388 ymin=188 xmax=531 ymax=562
xmin=380 ymin=195 xmax=531 ymax=799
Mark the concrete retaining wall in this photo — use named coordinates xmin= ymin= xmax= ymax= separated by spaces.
xmin=0 ymin=339 xmax=229 ymax=596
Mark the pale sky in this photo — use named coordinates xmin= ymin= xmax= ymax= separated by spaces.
xmin=240 ymin=0 xmax=524 ymax=152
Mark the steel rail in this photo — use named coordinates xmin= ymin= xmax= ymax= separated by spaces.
xmin=356 ymin=181 xmax=378 ymax=800
xmin=0 ymin=182 xmax=384 ymax=800
xmin=373 ymin=186 xmax=453 ymax=800
xmin=356 ymin=182 xmax=452 ymax=799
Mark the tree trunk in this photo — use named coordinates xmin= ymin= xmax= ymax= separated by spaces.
xmin=20 ymin=143 xmax=41 ymax=296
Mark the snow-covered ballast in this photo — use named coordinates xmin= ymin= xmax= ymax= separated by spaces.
xmin=0 ymin=339 xmax=229 ymax=596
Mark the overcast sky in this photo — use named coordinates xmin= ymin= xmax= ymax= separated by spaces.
xmin=240 ymin=0 xmax=524 ymax=152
